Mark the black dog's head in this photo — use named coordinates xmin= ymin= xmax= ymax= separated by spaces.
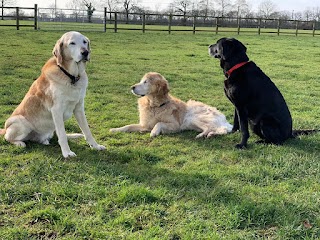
xmin=209 ymin=38 xmax=249 ymax=71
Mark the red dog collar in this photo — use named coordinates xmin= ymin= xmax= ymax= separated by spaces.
xmin=227 ymin=61 xmax=249 ymax=76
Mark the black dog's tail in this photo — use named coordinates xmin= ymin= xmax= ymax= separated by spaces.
xmin=292 ymin=129 xmax=319 ymax=138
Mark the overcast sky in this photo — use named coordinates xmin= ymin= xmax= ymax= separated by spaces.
xmin=17 ymin=0 xmax=320 ymax=13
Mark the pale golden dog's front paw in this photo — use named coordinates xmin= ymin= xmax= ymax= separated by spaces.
xmin=92 ymin=144 xmax=106 ymax=151
xmin=63 ymin=150 xmax=77 ymax=158
xmin=109 ymin=128 xmax=119 ymax=133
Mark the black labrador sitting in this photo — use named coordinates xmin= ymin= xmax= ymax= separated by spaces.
xmin=208 ymin=37 xmax=313 ymax=148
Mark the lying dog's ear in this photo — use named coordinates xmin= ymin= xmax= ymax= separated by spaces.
xmin=52 ymin=39 xmax=63 ymax=65
xmin=157 ymin=80 xmax=169 ymax=96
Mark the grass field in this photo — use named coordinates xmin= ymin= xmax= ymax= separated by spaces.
xmin=0 ymin=29 xmax=320 ymax=239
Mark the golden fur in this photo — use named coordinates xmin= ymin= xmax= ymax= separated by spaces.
xmin=0 ymin=31 xmax=105 ymax=158
xmin=110 ymin=72 xmax=232 ymax=138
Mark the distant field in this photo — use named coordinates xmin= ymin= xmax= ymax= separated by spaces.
xmin=1 ymin=19 xmax=317 ymax=36
xmin=0 ymin=29 xmax=319 ymax=239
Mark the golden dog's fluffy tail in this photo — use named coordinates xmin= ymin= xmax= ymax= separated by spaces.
xmin=182 ymin=100 xmax=233 ymax=138
xmin=0 ymin=129 xmax=5 ymax=135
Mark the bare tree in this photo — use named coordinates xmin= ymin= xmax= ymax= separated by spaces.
xmin=313 ymin=7 xmax=320 ymax=21
xmin=234 ymin=0 xmax=250 ymax=18
xmin=303 ymin=8 xmax=313 ymax=21
xmin=1 ymin=0 xmax=16 ymax=20
xmin=106 ymin=0 xmax=120 ymax=12
xmin=214 ymin=0 xmax=232 ymax=17
xmin=83 ymin=0 xmax=96 ymax=23
xmin=169 ymin=0 xmax=192 ymax=25
xmin=48 ymin=3 xmax=56 ymax=19
xmin=198 ymin=0 xmax=215 ymax=23
xmin=258 ymin=0 xmax=277 ymax=18
xmin=122 ymin=0 xmax=138 ymax=24
xmin=67 ymin=0 xmax=83 ymax=22
xmin=100 ymin=0 xmax=120 ymax=22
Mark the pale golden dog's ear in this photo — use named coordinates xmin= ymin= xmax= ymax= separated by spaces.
xmin=86 ymin=37 xmax=91 ymax=61
xmin=52 ymin=39 xmax=63 ymax=65
xmin=157 ymin=80 xmax=169 ymax=96
xmin=86 ymin=37 xmax=91 ymax=53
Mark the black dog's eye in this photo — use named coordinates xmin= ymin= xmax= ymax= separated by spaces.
xmin=215 ymin=49 xmax=218 ymax=53
xmin=70 ymin=42 xmax=76 ymax=45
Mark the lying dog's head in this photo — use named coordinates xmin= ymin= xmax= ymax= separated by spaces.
xmin=209 ymin=38 xmax=248 ymax=69
xmin=53 ymin=31 xmax=91 ymax=65
xmin=131 ymin=72 xmax=169 ymax=97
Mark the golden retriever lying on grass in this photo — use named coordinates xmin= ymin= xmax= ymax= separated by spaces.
xmin=110 ymin=72 xmax=232 ymax=138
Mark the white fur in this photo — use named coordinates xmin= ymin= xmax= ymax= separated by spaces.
xmin=182 ymin=100 xmax=233 ymax=138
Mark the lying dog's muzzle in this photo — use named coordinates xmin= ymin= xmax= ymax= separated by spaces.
xmin=131 ymin=86 xmax=145 ymax=97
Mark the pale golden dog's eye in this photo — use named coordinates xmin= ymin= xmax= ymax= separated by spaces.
xmin=70 ymin=42 xmax=76 ymax=45
xmin=83 ymin=40 xmax=87 ymax=44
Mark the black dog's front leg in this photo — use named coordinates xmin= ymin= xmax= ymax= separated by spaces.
xmin=235 ymin=107 xmax=249 ymax=149
xmin=232 ymin=108 xmax=239 ymax=133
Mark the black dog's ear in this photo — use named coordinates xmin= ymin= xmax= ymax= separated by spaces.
xmin=235 ymin=39 xmax=247 ymax=53
xmin=221 ymin=38 xmax=247 ymax=61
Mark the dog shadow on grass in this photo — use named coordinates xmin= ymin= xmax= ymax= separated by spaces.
xmin=3 ymin=131 xmax=319 ymax=236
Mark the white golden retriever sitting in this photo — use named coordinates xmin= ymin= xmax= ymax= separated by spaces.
xmin=0 ymin=31 xmax=106 ymax=158
xmin=110 ymin=72 xmax=232 ymax=138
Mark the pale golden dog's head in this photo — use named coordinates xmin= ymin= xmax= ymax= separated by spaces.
xmin=52 ymin=31 xmax=91 ymax=65
xmin=131 ymin=72 xmax=169 ymax=97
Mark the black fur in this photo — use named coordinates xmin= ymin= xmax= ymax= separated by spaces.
xmin=209 ymin=37 xmax=317 ymax=148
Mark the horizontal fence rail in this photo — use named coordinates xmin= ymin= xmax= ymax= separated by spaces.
xmin=0 ymin=4 xmax=37 ymax=30
xmin=1 ymin=6 xmax=320 ymax=36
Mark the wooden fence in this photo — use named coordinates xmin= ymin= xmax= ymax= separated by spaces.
xmin=103 ymin=11 xmax=319 ymax=36
xmin=0 ymin=4 xmax=37 ymax=30
xmin=1 ymin=5 xmax=320 ymax=36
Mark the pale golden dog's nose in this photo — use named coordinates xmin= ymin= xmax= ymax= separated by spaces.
xmin=82 ymin=50 xmax=89 ymax=57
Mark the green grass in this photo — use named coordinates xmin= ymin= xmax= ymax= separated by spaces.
xmin=0 ymin=29 xmax=320 ymax=239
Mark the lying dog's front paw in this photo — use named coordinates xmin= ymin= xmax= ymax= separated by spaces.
xmin=63 ymin=151 xmax=77 ymax=158
xmin=150 ymin=131 xmax=159 ymax=137
xmin=109 ymin=128 xmax=119 ymax=133
xmin=150 ymin=128 xmax=161 ymax=137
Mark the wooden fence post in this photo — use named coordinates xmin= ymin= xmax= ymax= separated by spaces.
xmin=215 ymin=17 xmax=219 ymax=34
xmin=168 ymin=13 xmax=172 ymax=34
xmin=237 ymin=17 xmax=241 ymax=35
xmin=277 ymin=18 xmax=280 ymax=36
xmin=193 ymin=15 xmax=196 ymax=34
xmin=312 ymin=20 xmax=316 ymax=37
xmin=34 ymin=4 xmax=38 ymax=30
xmin=114 ymin=12 xmax=117 ymax=33
xmin=142 ymin=13 xmax=146 ymax=33
xmin=104 ymin=7 xmax=107 ymax=32
xmin=16 ymin=7 xmax=19 ymax=30
xmin=295 ymin=20 xmax=298 ymax=36
xmin=258 ymin=18 xmax=261 ymax=35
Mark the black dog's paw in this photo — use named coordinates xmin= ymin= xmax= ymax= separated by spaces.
xmin=255 ymin=140 xmax=267 ymax=145
xmin=235 ymin=143 xmax=247 ymax=149
xmin=231 ymin=128 xmax=239 ymax=133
